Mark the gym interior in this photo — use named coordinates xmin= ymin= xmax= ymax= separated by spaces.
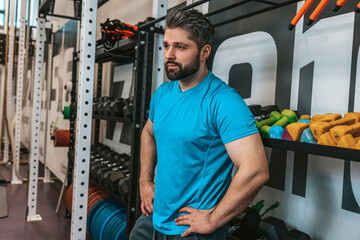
xmin=0 ymin=0 xmax=359 ymax=239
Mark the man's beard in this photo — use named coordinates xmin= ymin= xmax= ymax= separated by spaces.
xmin=165 ymin=52 xmax=200 ymax=81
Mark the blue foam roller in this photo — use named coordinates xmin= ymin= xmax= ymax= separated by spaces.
xmin=269 ymin=126 xmax=284 ymax=139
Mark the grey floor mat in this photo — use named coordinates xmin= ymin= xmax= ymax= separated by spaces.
xmin=0 ymin=186 xmax=8 ymax=218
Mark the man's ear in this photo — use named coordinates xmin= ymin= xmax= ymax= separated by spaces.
xmin=200 ymin=44 xmax=211 ymax=61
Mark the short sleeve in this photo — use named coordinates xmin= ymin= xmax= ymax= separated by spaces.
xmin=212 ymin=88 xmax=258 ymax=144
xmin=149 ymin=84 xmax=163 ymax=123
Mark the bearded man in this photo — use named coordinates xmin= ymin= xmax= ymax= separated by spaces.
xmin=130 ymin=9 xmax=269 ymax=240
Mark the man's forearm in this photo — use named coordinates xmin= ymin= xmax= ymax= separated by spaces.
xmin=139 ymin=128 xmax=157 ymax=183
xmin=209 ymin=167 xmax=268 ymax=229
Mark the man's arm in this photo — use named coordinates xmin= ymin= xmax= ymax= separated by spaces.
xmin=139 ymin=119 xmax=157 ymax=216
xmin=175 ymin=133 xmax=269 ymax=237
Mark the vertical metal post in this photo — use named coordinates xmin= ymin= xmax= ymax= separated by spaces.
xmin=152 ymin=0 xmax=167 ymax=91
xmin=142 ymin=29 xmax=155 ymax=122
xmin=43 ymin=21 xmax=53 ymax=183
xmin=65 ymin=51 xmax=78 ymax=218
xmin=4 ymin=0 xmax=17 ymax=165
xmin=127 ymin=18 xmax=156 ymax=235
xmin=0 ymin=65 xmax=5 ymax=153
xmin=127 ymin=29 xmax=146 ymax=237
xmin=26 ymin=17 xmax=46 ymax=222
xmin=68 ymin=51 xmax=78 ymax=188
xmin=70 ymin=0 xmax=97 ymax=239
xmin=94 ymin=63 xmax=102 ymax=143
xmin=12 ymin=0 xmax=28 ymax=184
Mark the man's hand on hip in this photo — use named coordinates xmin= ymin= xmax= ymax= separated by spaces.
xmin=140 ymin=181 xmax=155 ymax=216
xmin=174 ymin=207 xmax=217 ymax=237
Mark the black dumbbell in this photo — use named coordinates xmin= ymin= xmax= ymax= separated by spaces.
xmin=118 ymin=174 xmax=130 ymax=196
xmin=94 ymin=144 xmax=110 ymax=155
xmin=103 ymin=98 xmax=115 ymax=117
xmin=91 ymin=142 xmax=103 ymax=149
xmin=98 ymin=148 xmax=112 ymax=157
xmin=258 ymin=217 xmax=288 ymax=240
xmin=123 ymin=98 xmax=133 ymax=119
xmin=94 ymin=162 xmax=120 ymax=184
xmin=109 ymin=98 xmax=126 ymax=118
xmin=248 ymin=105 xmax=262 ymax=121
xmin=98 ymin=97 xmax=113 ymax=116
xmin=115 ymin=154 xmax=130 ymax=168
xmin=107 ymin=170 xmax=127 ymax=193
xmin=228 ymin=207 xmax=261 ymax=240
xmin=93 ymin=97 xmax=100 ymax=115
xmin=282 ymin=229 xmax=311 ymax=240
xmin=103 ymin=151 xmax=117 ymax=161
xmin=99 ymin=164 xmax=124 ymax=188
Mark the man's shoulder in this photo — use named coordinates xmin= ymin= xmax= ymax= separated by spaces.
xmin=207 ymin=73 xmax=238 ymax=99
xmin=154 ymin=81 xmax=174 ymax=94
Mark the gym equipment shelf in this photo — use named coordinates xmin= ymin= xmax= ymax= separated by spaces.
xmin=93 ymin=114 xmax=131 ymax=123
xmin=262 ymin=138 xmax=360 ymax=162
xmin=95 ymin=36 xmax=137 ymax=63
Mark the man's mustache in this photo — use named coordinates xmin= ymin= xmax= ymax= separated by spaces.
xmin=165 ymin=61 xmax=181 ymax=67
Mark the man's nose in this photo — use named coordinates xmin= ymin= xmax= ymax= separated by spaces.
xmin=165 ymin=47 xmax=175 ymax=60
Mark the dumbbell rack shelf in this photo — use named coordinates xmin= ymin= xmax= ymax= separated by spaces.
xmin=93 ymin=114 xmax=131 ymax=123
xmin=262 ymin=138 xmax=360 ymax=162
xmin=95 ymin=36 xmax=137 ymax=63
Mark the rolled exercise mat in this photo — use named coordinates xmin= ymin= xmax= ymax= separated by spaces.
xmin=54 ymin=129 xmax=70 ymax=147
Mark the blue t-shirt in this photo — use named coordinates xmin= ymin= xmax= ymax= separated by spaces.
xmin=149 ymin=71 xmax=257 ymax=235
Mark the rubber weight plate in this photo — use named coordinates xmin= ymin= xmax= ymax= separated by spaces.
xmin=111 ymin=213 xmax=126 ymax=240
xmin=110 ymin=213 xmax=123 ymax=240
xmin=99 ymin=209 xmax=122 ymax=240
xmin=113 ymin=212 xmax=127 ymax=240
xmin=103 ymin=211 xmax=120 ymax=240
xmin=90 ymin=200 xmax=110 ymax=239
xmin=87 ymin=198 xmax=109 ymax=237
xmin=92 ymin=199 xmax=119 ymax=240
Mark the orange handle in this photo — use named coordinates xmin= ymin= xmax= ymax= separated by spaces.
xmin=307 ymin=0 xmax=330 ymax=25
xmin=290 ymin=0 xmax=315 ymax=27
xmin=335 ymin=0 xmax=347 ymax=7
xmin=356 ymin=2 xmax=360 ymax=13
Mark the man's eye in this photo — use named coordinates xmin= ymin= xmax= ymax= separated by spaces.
xmin=177 ymin=46 xmax=184 ymax=49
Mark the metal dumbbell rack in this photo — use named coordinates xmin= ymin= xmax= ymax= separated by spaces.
xmin=93 ymin=16 xmax=160 ymax=236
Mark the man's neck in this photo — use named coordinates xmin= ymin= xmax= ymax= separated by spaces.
xmin=178 ymin=66 xmax=209 ymax=92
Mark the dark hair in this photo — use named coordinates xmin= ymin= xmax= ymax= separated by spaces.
xmin=165 ymin=9 xmax=214 ymax=50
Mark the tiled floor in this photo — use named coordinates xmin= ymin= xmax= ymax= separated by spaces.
xmin=0 ymin=159 xmax=71 ymax=240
